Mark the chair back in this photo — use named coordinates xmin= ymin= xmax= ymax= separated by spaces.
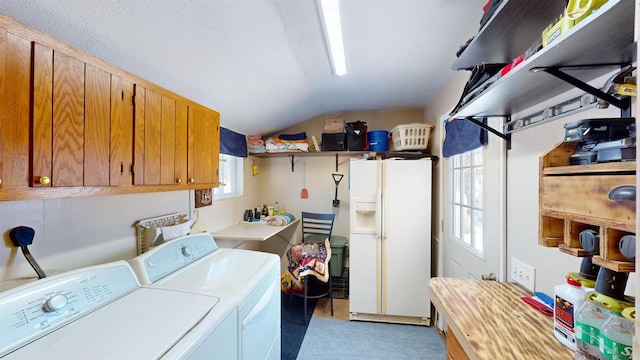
xmin=301 ymin=212 xmax=335 ymax=243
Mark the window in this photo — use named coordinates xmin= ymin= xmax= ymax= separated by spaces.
xmin=449 ymin=147 xmax=484 ymax=255
xmin=214 ymin=154 xmax=243 ymax=199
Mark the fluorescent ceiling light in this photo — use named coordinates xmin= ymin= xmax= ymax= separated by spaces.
xmin=320 ymin=0 xmax=347 ymax=76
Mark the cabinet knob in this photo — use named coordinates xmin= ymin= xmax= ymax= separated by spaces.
xmin=176 ymin=178 xmax=182 ymax=184
xmin=0 ymin=178 xmax=3 ymax=185
xmin=39 ymin=176 xmax=51 ymax=185
xmin=189 ymin=178 xmax=195 ymax=184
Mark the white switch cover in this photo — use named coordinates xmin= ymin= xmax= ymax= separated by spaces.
xmin=512 ymin=257 xmax=535 ymax=292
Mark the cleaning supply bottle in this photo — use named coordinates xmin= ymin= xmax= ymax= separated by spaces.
xmin=575 ymin=301 xmax=608 ymax=360
xmin=274 ymin=201 xmax=280 ymax=215
xmin=599 ymin=311 xmax=634 ymax=360
xmin=554 ymin=275 xmax=587 ymax=350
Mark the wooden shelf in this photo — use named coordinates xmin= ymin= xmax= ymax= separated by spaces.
xmin=451 ymin=0 xmax=636 ymax=118
xmin=539 ymin=142 xmax=636 ymax=273
xmin=250 ymin=151 xmax=367 ymax=158
xmin=543 ymin=161 xmax=636 ymax=176
xmin=251 ymin=151 xmax=438 ymax=160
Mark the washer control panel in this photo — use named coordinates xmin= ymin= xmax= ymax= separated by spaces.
xmin=129 ymin=233 xmax=218 ymax=284
xmin=0 ymin=261 xmax=139 ymax=357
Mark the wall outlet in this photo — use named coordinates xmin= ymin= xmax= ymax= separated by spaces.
xmin=511 ymin=257 xmax=535 ymax=292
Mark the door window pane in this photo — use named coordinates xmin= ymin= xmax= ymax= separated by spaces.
xmin=449 ymin=147 xmax=484 ymax=256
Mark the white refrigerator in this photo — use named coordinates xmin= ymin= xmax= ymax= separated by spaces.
xmin=349 ymin=158 xmax=432 ymax=325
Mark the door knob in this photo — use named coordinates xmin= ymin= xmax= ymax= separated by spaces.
xmin=482 ymin=273 xmax=496 ymax=281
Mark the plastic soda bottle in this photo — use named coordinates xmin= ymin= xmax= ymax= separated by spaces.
xmin=599 ymin=312 xmax=634 ymax=360
xmin=575 ymin=301 xmax=607 ymax=359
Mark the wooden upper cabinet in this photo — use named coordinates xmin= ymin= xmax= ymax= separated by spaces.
xmin=32 ymin=43 xmax=115 ymax=187
xmin=133 ymin=84 xmax=188 ymax=186
xmin=0 ymin=28 xmax=31 ymax=188
xmin=0 ymin=15 xmax=221 ymax=199
xmin=188 ymin=106 xmax=220 ymax=185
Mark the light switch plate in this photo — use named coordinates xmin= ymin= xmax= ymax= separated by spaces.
xmin=512 ymin=257 xmax=535 ymax=292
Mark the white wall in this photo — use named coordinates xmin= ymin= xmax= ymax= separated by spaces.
xmin=0 ymin=159 xmax=263 ymax=281
xmin=0 ymin=191 xmax=188 ymax=280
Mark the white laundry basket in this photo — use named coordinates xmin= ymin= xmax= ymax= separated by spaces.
xmin=390 ymin=123 xmax=433 ymax=151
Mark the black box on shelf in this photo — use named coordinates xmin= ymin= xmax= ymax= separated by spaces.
xmin=321 ymin=133 xmax=345 ymax=151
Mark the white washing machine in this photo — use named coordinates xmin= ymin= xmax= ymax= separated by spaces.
xmin=128 ymin=233 xmax=281 ymax=360
xmin=0 ymin=260 xmax=237 ymax=359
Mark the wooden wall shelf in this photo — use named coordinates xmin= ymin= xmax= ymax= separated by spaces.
xmin=539 ymin=142 xmax=636 ymax=273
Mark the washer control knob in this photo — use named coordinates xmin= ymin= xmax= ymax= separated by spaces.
xmin=181 ymin=246 xmax=192 ymax=257
xmin=43 ymin=294 xmax=68 ymax=312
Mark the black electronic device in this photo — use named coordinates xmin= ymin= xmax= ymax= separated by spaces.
xmin=564 ymin=118 xmax=635 ymax=143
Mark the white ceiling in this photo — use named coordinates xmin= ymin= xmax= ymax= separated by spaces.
xmin=0 ymin=0 xmax=485 ymax=135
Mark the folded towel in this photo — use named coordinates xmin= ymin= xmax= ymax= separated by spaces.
xmin=265 ymin=213 xmax=295 ymax=226
xmin=278 ymin=132 xmax=307 ymax=141
xmin=247 ymin=135 xmax=264 ymax=146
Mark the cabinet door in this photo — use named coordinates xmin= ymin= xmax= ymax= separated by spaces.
xmin=32 ymin=44 xmax=114 ymax=188
xmin=174 ymin=100 xmax=188 ymax=185
xmin=0 ymin=28 xmax=31 ymax=189
xmin=110 ymin=76 xmax=134 ymax=186
xmin=188 ymin=106 xmax=220 ymax=185
xmin=133 ymin=84 xmax=161 ymax=185
xmin=84 ymin=64 xmax=111 ymax=186
xmin=133 ymin=84 xmax=188 ymax=185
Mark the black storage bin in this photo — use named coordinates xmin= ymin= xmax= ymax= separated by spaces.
xmin=345 ymin=121 xmax=368 ymax=150
xmin=322 ymin=133 xmax=346 ymax=151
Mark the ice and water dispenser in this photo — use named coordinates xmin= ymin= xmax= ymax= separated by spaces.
xmin=351 ymin=199 xmax=377 ymax=234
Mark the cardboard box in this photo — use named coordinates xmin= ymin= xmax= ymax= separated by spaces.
xmin=324 ymin=118 xmax=345 ymax=133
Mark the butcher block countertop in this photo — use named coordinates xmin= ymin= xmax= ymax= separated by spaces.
xmin=429 ymin=278 xmax=574 ymax=360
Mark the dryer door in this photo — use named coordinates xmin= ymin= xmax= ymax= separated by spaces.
xmin=239 ymin=275 xmax=281 ymax=359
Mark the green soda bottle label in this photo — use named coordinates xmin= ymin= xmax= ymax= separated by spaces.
xmin=600 ymin=335 xmax=632 ymax=360
xmin=575 ymin=321 xmax=600 ymax=346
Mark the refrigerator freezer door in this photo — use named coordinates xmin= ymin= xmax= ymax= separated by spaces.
xmin=349 ymin=160 xmax=382 ymax=315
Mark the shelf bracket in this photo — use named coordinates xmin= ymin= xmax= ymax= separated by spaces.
xmin=530 ymin=65 xmax=632 ymax=117
xmin=464 ymin=116 xmax=512 ymax=150
xmin=289 ymin=155 xmax=295 ymax=172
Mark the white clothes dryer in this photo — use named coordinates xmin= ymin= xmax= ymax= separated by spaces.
xmin=128 ymin=233 xmax=281 ymax=360
xmin=0 ymin=260 xmax=237 ymax=359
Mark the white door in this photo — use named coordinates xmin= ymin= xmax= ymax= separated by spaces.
xmin=440 ymin=117 xmax=506 ymax=280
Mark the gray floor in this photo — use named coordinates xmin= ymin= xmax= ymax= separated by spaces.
xmin=297 ymin=317 xmax=447 ymax=360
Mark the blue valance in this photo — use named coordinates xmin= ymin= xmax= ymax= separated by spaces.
xmin=442 ymin=118 xmax=488 ymax=158
xmin=220 ymin=127 xmax=248 ymax=158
